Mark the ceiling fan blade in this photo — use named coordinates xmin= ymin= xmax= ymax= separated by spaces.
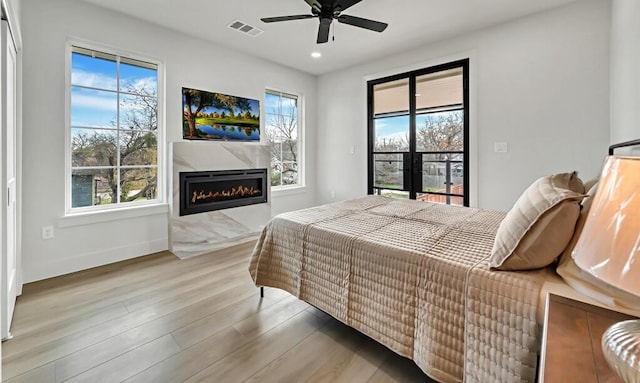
xmin=261 ymin=14 xmax=315 ymax=23
xmin=337 ymin=14 xmax=387 ymax=32
xmin=304 ymin=0 xmax=323 ymax=12
xmin=335 ymin=0 xmax=362 ymax=12
xmin=317 ymin=18 xmax=332 ymax=44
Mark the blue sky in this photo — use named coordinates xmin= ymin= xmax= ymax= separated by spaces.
xmin=375 ymin=115 xmax=409 ymax=142
xmin=71 ymin=52 xmax=157 ymax=129
xmin=264 ymin=93 xmax=298 ymax=140
xmin=264 ymin=93 xmax=297 ymax=119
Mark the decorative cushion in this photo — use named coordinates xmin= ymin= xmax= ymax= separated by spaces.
xmin=489 ymin=172 xmax=586 ymax=270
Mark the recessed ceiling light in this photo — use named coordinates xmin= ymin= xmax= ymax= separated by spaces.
xmin=311 ymin=52 xmax=322 ymax=58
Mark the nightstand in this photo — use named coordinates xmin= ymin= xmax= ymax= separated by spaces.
xmin=539 ymin=293 xmax=637 ymax=383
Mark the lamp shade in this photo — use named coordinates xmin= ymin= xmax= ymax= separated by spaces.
xmin=573 ymin=155 xmax=640 ymax=297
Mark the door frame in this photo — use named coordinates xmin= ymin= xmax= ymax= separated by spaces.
xmin=367 ymin=59 xmax=469 ymax=206
xmin=1 ymin=17 xmax=17 ymax=340
xmin=1 ymin=0 xmax=22 ymax=348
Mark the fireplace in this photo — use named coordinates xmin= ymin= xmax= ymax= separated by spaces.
xmin=179 ymin=169 xmax=267 ymax=216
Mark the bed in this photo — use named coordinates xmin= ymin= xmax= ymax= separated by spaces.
xmin=248 ymin=173 xmax=588 ymax=383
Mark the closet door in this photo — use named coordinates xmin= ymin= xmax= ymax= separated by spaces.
xmin=1 ymin=19 xmax=18 ymax=339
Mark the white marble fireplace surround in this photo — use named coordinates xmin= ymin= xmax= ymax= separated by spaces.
xmin=170 ymin=141 xmax=271 ymax=259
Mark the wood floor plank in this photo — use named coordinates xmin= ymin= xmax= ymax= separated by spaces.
xmin=13 ymin=247 xmax=242 ymax=325
xmin=53 ymin=288 xmax=279 ymax=382
xmin=18 ymin=251 xmax=175 ymax=297
xmin=125 ymin=293 xmax=314 ymax=383
xmin=10 ymin=302 xmax=130 ymax=339
xmin=123 ymin=323 xmax=248 ymax=383
xmin=366 ymin=353 xmax=433 ymax=383
xmin=19 ymin=242 xmax=254 ymax=303
xmin=4 ymin=260 xmax=252 ymax=357
xmin=122 ymin=264 xmax=247 ymax=312
xmin=15 ymin=242 xmax=252 ymax=316
xmin=182 ymin=311 xmax=329 ymax=383
xmin=2 ymin=241 xmax=432 ymax=383
xmin=63 ymin=334 xmax=181 ymax=383
xmin=171 ymin=290 xmax=294 ymax=350
xmin=231 ymin=295 xmax=311 ymax=340
xmin=305 ymin=327 xmax=389 ymax=383
xmin=4 ymin=363 xmax=55 ymax=383
xmin=10 ymin=256 xmax=242 ymax=339
xmin=245 ymin=319 xmax=354 ymax=383
xmin=15 ymin=252 xmax=176 ymax=309
xmin=54 ymin=321 xmax=162 ymax=383
xmin=2 ymin=275 xmax=253 ymax=379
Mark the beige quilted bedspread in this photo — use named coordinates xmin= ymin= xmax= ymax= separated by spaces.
xmin=249 ymin=196 xmax=549 ymax=383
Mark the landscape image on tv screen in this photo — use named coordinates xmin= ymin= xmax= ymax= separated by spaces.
xmin=182 ymin=87 xmax=260 ymax=141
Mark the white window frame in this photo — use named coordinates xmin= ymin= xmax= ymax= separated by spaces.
xmin=264 ymin=88 xmax=305 ymax=191
xmin=64 ymin=40 xmax=166 ymax=216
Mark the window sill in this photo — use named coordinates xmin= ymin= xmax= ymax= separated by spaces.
xmin=271 ymin=185 xmax=307 ymax=197
xmin=60 ymin=203 xmax=169 ymax=228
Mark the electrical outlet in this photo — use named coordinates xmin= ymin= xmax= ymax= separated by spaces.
xmin=349 ymin=145 xmax=355 ymax=155
xmin=330 ymin=191 xmax=336 ymax=199
xmin=42 ymin=225 xmax=54 ymax=240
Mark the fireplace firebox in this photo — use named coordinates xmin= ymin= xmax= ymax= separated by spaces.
xmin=179 ymin=169 xmax=267 ymax=216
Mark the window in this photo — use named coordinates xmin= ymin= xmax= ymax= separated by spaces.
xmin=368 ymin=59 xmax=469 ymax=206
xmin=264 ymin=90 xmax=301 ymax=188
xmin=68 ymin=45 xmax=161 ymax=211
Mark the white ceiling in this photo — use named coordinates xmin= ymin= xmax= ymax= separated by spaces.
xmin=80 ymin=0 xmax=580 ymax=76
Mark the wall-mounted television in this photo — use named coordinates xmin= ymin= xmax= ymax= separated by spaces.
xmin=182 ymin=87 xmax=260 ymax=141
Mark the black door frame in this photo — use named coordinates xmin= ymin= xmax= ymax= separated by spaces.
xmin=367 ymin=59 xmax=469 ymax=206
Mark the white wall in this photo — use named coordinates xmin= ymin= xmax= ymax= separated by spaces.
xmin=21 ymin=0 xmax=317 ymax=282
xmin=610 ymin=0 xmax=640 ymax=145
xmin=317 ymin=0 xmax=611 ymax=211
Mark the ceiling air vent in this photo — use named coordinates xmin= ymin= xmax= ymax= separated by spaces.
xmin=228 ymin=20 xmax=264 ymax=37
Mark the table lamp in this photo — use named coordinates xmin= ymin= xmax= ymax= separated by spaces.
xmin=573 ymin=154 xmax=640 ymax=382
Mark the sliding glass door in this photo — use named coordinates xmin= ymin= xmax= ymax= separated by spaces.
xmin=367 ymin=59 xmax=469 ymax=206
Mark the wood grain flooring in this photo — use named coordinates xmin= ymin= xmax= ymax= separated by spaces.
xmin=2 ymin=241 xmax=434 ymax=383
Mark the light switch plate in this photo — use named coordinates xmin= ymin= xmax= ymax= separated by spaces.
xmin=494 ymin=142 xmax=508 ymax=153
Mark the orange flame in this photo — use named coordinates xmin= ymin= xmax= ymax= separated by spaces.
xmin=191 ymin=185 xmax=262 ymax=204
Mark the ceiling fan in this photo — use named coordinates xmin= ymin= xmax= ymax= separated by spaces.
xmin=261 ymin=0 xmax=388 ymax=44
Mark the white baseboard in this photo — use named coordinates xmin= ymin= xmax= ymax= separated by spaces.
xmin=24 ymin=237 xmax=169 ymax=283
